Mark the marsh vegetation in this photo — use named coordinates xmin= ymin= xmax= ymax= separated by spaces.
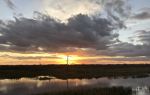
xmin=0 ymin=64 xmax=150 ymax=79
xmin=36 ymin=87 xmax=132 ymax=95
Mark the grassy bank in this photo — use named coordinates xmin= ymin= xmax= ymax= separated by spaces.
xmin=0 ymin=64 xmax=150 ymax=79
xmin=35 ymin=87 xmax=132 ymax=95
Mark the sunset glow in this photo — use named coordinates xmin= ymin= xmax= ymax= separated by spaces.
xmin=0 ymin=51 xmax=149 ymax=65
xmin=0 ymin=0 xmax=150 ymax=65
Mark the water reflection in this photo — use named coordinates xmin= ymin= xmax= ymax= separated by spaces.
xmin=133 ymin=86 xmax=149 ymax=95
xmin=0 ymin=77 xmax=150 ymax=95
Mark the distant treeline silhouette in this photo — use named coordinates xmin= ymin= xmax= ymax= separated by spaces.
xmin=0 ymin=64 xmax=150 ymax=79
xmin=35 ymin=87 xmax=132 ymax=95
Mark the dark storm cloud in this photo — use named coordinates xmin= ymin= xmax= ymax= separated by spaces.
xmin=3 ymin=0 xmax=16 ymax=10
xmin=0 ymin=12 xmax=118 ymax=52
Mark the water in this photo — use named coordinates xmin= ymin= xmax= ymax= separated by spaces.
xmin=0 ymin=76 xmax=150 ymax=95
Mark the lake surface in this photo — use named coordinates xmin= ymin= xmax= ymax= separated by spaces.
xmin=0 ymin=76 xmax=150 ymax=95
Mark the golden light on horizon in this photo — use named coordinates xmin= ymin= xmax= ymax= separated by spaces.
xmin=0 ymin=51 xmax=150 ymax=65
xmin=56 ymin=55 xmax=81 ymax=65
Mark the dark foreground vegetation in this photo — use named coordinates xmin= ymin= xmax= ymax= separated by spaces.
xmin=0 ymin=64 xmax=150 ymax=79
xmin=35 ymin=87 xmax=132 ymax=95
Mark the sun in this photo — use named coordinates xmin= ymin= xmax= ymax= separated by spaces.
xmin=57 ymin=55 xmax=80 ymax=65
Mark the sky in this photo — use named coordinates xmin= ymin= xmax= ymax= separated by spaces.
xmin=0 ymin=0 xmax=150 ymax=65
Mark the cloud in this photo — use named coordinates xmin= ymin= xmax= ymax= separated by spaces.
xmin=131 ymin=7 xmax=150 ymax=20
xmin=80 ymin=56 xmax=150 ymax=64
xmin=3 ymin=0 xmax=16 ymax=10
xmin=42 ymin=0 xmax=131 ymax=26
xmin=0 ymin=12 xmax=118 ymax=52
xmin=43 ymin=0 xmax=101 ymax=21
xmin=133 ymin=30 xmax=150 ymax=45
xmin=73 ymin=30 xmax=149 ymax=57
xmin=81 ymin=29 xmax=150 ymax=57
xmin=109 ymin=57 xmax=150 ymax=61
xmin=132 ymin=12 xmax=150 ymax=20
xmin=107 ymin=30 xmax=150 ymax=57
xmin=101 ymin=0 xmax=131 ymax=28
xmin=0 ymin=0 xmax=134 ymax=58
xmin=0 ymin=54 xmax=61 ymax=60
xmin=109 ymin=42 xmax=150 ymax=57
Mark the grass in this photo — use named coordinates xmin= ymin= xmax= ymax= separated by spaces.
xmin=0 ymin=64 xmax=150 ymax=79
xmin=35 ymin=87 xmax=132 ymax=95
